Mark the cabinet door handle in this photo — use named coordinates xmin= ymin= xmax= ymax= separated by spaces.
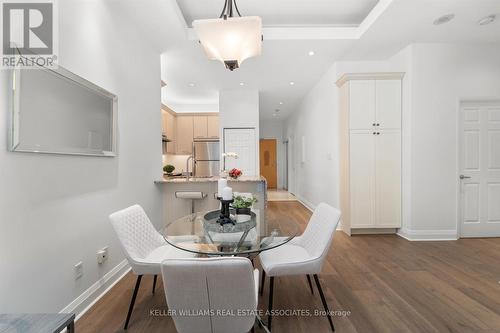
xmin=372 ymin=123 xmax=376 ymax=127
xmin=376 ymin=123 xmax=380 ymax=126
xmin=373 ymin=132 xmax=376 ymax=135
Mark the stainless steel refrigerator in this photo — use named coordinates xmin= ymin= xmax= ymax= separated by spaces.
xmin=193 ymin=140 xmax=220 ymax=177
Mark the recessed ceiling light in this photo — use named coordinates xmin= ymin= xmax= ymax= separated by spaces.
xmin=308 ymin=51 xmax=315 ymax=56
xmin=279 ymin=102 xmax=284 ymax=105
xmin=188 ymin=82 xmax=196 ymax=87
xmin=478 ymin=14 xmax=496 ymax=26
xmin=239 ymin=82 xmax=245 ymax=86
xmin=433 ymin=14 xmax=455 ymax=25
xmin=289 ymin=81 xmax=295 ymax=86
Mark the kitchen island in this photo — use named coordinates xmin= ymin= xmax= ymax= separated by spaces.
xmin=155 ymin=176 xmax=267 ymax=232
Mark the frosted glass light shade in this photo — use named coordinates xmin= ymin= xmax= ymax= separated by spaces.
xmin=193 ymin=16 xmax=262 ymax=71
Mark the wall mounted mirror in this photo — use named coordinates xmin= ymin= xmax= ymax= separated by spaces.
xmin=9 ymin=60 xmax=117 ymax=157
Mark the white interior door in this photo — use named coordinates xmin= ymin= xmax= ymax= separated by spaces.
xmin=350 ymin=131 xmax=376 ymax=227
xmin=349 ymin=80 xmax=375 ymax=130
xmin=375 ymin=130 xmax=402 ymax=227
xmin=460 ymin=103 xmax=500 ymax=238
xmin=223 ymin=128 xmax=257 ymax=176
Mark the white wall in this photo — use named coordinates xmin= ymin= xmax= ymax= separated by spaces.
xmin=0 ymin=0 xmax=162 ymax=314
xmin=407 ymin=43 xmax=500 ymax=238
xmin=259 ymin=119 xmax=286 ymax=189
xmin=286 ymin=42 xmax=500 ymax=240
xmin=284 ymin=64 xmax=340 ymax=209
xmin=219 ymin=89 xmax=260 ymax=175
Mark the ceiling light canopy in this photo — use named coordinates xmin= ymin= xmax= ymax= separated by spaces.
xmin=193 ymin=0 xmax=262 ymax=71
xmin=478 ymin=14 xmax=496 ymax=26
xmin=433 ymin=14 xmax=455 ymax=25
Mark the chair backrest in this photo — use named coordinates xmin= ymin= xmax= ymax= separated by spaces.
xmin=109 ymin=205 xmax=164 ymax=266
xmin=298 ymin=203 xmax=341 ymax=262
xmin=161 ymin=257 xmax=257 ymax=333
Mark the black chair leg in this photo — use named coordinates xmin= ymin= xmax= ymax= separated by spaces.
xmin=67 ymin=321 xmax=75 ymax=333
xmin=267 ymin=277 xmax=275 ymax=330
xmin=152 ymin=275 xmax=158 ymax=294
xmin=124 ymin=275 xmax=142 ymax=330
xmin=313 ymin=274 xmax=335 ymax=332
xmin=306 ymin=275 xmax=314 ymax=295
xmin=260 ymin=270 xmax=266 ymax=296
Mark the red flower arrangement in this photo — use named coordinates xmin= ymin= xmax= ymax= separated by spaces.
xmin=229 ymin=168 xmax=242 ymax=179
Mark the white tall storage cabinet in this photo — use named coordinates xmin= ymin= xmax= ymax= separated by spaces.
xmin=336 ymin=73 xmax=404 ymax=235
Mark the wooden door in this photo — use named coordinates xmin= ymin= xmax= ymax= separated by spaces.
xmin=460 ymin=103 xmax=500 ymax=237
xmin=349 ymin=80 xmax=375 ymax=130
xmin=260 ymin=139 xmax=277 ymax=189
xmin=207 ymin=116 xmax=219 ymax=139
xmin=350 ymin=131 xmax=376 ymax=228
xmin=193 ymin=116 xmax=208 ymax=139
xmin=176 ymin=116 xmax=193 ymax=154
xmin=376 ymin=80 xmax=402 ymax=130
xmin=375 ymin=130 xmax=402 ymax=227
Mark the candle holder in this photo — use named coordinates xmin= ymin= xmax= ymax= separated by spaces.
xmin=217 ymin=198 xmax=235 ymax=226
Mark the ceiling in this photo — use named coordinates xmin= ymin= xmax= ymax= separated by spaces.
xmin=115 ymin=0 xmax=500 ymax=120
xmin=176 ymin=0 xmax=379 ymax=26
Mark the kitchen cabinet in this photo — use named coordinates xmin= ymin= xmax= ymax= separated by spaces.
xmin=175 ymin=116 xmax=194 ymax=154
xmin=193 ymin=115 xmax=219 ymax=139
xmin=162 ymin=108 xmax=176 ymax=154
xmin=337 ymin=73 xmax=404 ymax=234
xmin=207 ymin=116 xmax=219 ymax=138
xmin=193 ymin=116 xmax=208 ymax=139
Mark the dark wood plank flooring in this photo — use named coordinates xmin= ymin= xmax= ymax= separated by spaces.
xmin=76 ymin=201 xmax=500 ymax=333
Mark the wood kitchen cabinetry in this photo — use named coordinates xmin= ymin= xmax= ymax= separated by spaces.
xmin=175 ymin=116 xmax=194 ymax=154
xmin=193 ymin=115 xmax=219 ymax=139
xmin=207 ymin=116 xmax=219 ymax=138
xmin=161 ymin=107 xmax=220 ymax=155
xmin=337 ymin=73 xmax=404 ymax=235
xmin=162 ymin=107 xmax=176 ymax=154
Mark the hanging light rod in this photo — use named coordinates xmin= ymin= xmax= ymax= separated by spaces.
xmin=219 ymin=0 xmax=242 ymax=20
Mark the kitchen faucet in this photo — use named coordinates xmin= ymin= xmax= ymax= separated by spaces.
xmin=186 ymin=155 xmax=194 ymax=181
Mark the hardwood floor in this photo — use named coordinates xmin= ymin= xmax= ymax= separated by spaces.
xmin=76 ymin=201 xmax=500 ymax=333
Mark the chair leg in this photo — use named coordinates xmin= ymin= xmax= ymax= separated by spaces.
xmin=124 ymin=275 xmax=142 ymax=330
xmin=267 ymin=277 xmax=275 ymax=330
xmin=67 ymin=321 xmax=75 ymax=333
xmin=260 ymin=270 xmax=266 ymax=296
xmin=306 ymin=275 xmax=314 ymax=295
xmin=313 ymin=274 xmax=335 ymax=332
xmin=152 ymin=275 xmax=158 ymax=294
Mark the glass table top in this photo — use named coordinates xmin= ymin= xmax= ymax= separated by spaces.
xmin=163 ymin=208 xmax=299 ymax=256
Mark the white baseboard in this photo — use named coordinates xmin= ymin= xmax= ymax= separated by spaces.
xmin=397 ymin=228 xmax=458 ymax=241
xmin=294 ymin=195 xmax=343 ymax=230
xmin=295 ymin=195 xmax=315 ymax=212
xmin=60 ymin=259 xmax=130 ymax=321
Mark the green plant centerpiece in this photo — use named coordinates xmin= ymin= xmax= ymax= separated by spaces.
xmin=163 ymin=164 xmax=175 ymax=175
xmin=233 ymin=195 xmax=258 ymax=215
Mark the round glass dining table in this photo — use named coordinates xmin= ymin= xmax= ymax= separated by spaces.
xmin=163 ymin=209 xmax=299 ymax=257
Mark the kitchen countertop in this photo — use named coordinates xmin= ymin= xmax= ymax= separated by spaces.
xmin=154 ymin=175 xmax=267 ymax=184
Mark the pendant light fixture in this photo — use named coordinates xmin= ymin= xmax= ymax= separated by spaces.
xmin=192 ymin=0 xmax=262 ymax=71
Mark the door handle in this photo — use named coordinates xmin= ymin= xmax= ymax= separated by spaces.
xmin=460 ymin=175 xmax=471 ymax=180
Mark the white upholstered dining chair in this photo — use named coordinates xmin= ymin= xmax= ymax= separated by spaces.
xmin=109 ymin=204 xmax=195 ymax=330
xmin=258 ymin=203 xmax=341 ymax=331
xmin=161 ymin=257 xmax=262 ymax=333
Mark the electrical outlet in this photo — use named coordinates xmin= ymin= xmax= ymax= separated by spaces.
xmin=74 ymin=261 xmax=83 ymax=280
xmin=97 ymin=246 xmax=109 ymax=264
